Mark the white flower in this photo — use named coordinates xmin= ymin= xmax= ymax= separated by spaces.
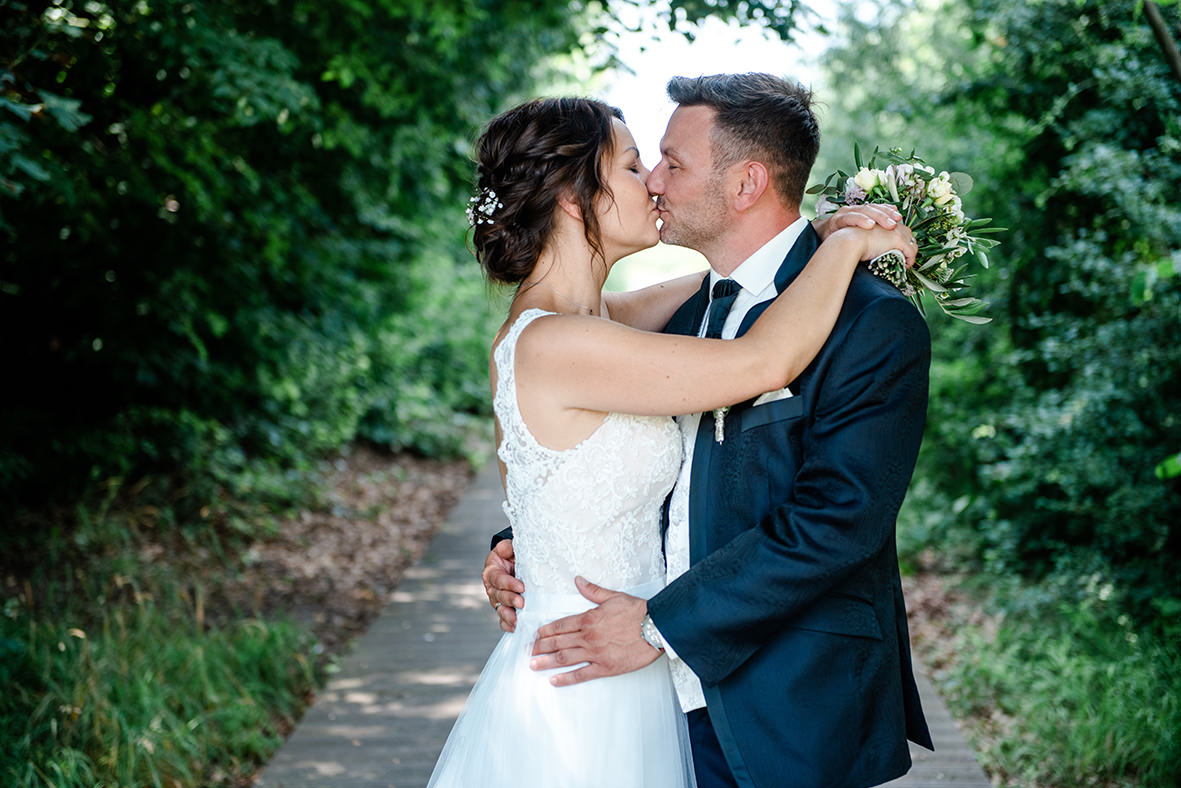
xmin=853 ymin=167 xmax=880 ymax=193
xmin=928 ymin=172 xmax=954 ymax=205
xmin=883 ymin=166 xmax=902 ymax=202
xmin=466 ymin=187 xmax=503 ymax=226
xmin=945 ymin=195 xmax=965 ymax=221
xmin=815 ymin=195 xmax=839 ymax=216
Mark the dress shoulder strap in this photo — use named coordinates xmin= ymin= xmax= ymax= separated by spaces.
xmin=492 ymin=308 xmax=554 ymax=425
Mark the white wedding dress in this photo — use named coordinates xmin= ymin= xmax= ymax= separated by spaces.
xmin=426 ymin=308 xmax=696 ymax=788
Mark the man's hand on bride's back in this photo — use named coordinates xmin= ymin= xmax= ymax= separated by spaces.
xmin=529 ymin=576 xmax=661 ymax=686
xmin=483 ymin=540 xmax=524 ymax=632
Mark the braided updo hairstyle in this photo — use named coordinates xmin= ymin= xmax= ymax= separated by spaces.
xmin=470 ymin=98 xmax=624 ymax=285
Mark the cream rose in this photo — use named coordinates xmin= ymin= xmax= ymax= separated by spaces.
xmin=853 ymin=167 xmax=880 ymax=192
xmin=928 ymin=172 xmax=954 ymax=204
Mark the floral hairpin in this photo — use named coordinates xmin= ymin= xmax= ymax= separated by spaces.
xmin=466 ymin=186 xmax=503 ymax=226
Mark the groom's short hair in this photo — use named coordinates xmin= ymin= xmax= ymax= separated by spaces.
xmin=667 ymin=73 xmax=819 ymax=207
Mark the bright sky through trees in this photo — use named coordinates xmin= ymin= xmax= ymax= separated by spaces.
xmin=598 ymin=3 xmax=834 ymax=287
xmin=600 ymin=2 xmax=834 ymax=164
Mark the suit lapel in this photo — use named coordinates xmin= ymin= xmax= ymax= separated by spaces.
xmin=662 ymin=274 xmax=711 ymax=337
xmin=688 ymin=224 xmax=821 ymax=563
xmin=659 ymin=274 xmax=711 ymax=543
xmin=735 ymin=224 xmax=821 ymax=338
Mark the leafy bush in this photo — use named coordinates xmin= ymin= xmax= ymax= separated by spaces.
xmin=819 ymin=0 xmax=1181 ymax=622
xmin=0 ymin=0 xmax=582 ymax=516
xmin=942 ymin=589 xmax=1181 ymax=788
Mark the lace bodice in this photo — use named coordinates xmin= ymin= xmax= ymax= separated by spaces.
xmin=494 ymin=309 xmax=682 ymax=594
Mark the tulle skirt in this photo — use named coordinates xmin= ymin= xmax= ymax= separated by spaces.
xmin=426 ymin=580 xmax=696 ymax=788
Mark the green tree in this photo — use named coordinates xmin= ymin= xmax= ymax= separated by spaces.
xmin=817 ymin=0 xmax=1181 ymax=619
xmin=1 ymin=0 xmax=811 ymax=516
xmin=0 ymin=1 xmax=592 ymax=516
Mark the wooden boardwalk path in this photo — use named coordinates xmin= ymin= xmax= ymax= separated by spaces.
xmin=257 ymin=463 xmax=990 ymax=788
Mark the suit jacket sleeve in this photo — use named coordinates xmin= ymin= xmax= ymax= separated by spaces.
xmin=491 ymin=526 xmax=512 ymax=551
xmin=648 ymin=296 xmax=930 ymax=687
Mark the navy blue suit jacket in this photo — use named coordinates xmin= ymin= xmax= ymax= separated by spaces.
xmin=648 ymin=225 xmax=933 ymax=788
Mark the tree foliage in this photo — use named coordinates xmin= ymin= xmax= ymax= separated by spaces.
xmin=0 ymin=0 xmax=596 ymax=515
xmin=817 ymin=0 xmax=1181 ymax=622
xmin=0 ymin=0 xmax=808 ymax=519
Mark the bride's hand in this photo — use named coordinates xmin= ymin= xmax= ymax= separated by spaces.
xmin=828 ymin=223 xmax=918 ymax=269
xmin=813 ymin=203 xmax=902 ymax=239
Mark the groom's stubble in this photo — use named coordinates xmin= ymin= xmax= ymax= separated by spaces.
xmin=657 ymin=166 xmax=730 ymax=256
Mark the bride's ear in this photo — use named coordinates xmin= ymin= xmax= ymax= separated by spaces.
xmin=556 ymin=191 xmax=584 ymax=223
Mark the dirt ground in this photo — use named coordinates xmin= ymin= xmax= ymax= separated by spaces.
xmin=227 ymin=452 xmax=1001 ymax=777
xmin=221 ymin=446 xmax=475 ymax=654
xmin=243 ymin=451 xmax=978 ymax=667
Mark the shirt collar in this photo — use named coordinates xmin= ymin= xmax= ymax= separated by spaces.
xmin=709 ymin=216 xmax=809 ymax=297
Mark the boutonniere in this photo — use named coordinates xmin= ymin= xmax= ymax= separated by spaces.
xmin=713 ymin=406 xmax=729 ymax=443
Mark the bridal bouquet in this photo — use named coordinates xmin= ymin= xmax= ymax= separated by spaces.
xmin=808 ymin=145 xmax=1001 ymax=323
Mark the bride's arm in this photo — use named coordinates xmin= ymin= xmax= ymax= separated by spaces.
xmin=601 ymin=204 xmax=904 ymax=331
xmin=601 ymin=270 xmax=708 ymax=331
xmin=519 ymin=224 xmax=914 ymax=418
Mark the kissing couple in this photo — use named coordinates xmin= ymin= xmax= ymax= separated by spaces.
xmin=428 ymin=72 xmax=934 ymax=788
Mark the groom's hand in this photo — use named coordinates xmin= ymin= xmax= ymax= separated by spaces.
xmin=482 ymin=539 xmax=523 ymax=632
xmin=530 ymin=576 xmax=661 ymax=686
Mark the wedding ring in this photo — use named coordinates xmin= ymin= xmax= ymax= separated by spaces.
xmin=494 ymin=601 xmax=503 ymax=610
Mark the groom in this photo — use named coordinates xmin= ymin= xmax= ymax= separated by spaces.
xmin=484 ymin=73 xmax=933 ymax=788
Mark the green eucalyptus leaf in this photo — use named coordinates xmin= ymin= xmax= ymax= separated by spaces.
xmin=948 ymin=171 xmax=974 ymax=195
xmin=912 ymin=268 xmax=949 ymax=293
xmin=949 ymin=313 xmax=993 ymax=324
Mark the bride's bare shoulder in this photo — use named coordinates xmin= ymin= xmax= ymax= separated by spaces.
xmin=514 ymin=311 xmax=619 ymax=357
xmin=490 ymin=308 xmax=565 ymax=362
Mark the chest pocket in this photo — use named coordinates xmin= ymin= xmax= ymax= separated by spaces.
xmin=722 ymin=394 xmax=807 ymax=518
xmin=740 ymin=394 xmax=805 ymax=432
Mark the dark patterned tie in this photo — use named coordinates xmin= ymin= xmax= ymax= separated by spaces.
xmin=704 ymin=279 xmax=742 ymax=339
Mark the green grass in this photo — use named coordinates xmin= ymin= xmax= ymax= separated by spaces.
xmin=936 ymin=596 xmax=1181 ymax=788
xmin=1 ymin=593 xmax=321 ymax=788
xmin=1 ymin=487 xmax=325 ymax=788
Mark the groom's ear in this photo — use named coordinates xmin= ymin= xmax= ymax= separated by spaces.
xmin=733 ymin=160 xmax=771 ymax=212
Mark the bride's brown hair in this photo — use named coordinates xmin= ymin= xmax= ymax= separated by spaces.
xmin=470 ymin=97 xmax=624 ymax=285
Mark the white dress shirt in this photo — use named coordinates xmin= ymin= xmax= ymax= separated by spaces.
xmin=659 ymin=216 xmax=808 ymax=712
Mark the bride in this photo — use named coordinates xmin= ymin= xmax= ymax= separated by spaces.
xmin=425 ymin=97 xmax=914 ymax=788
